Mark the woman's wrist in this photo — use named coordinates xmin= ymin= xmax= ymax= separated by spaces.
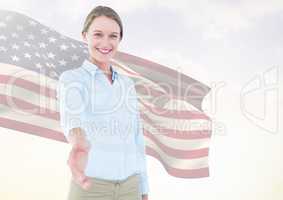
xmin=68 ymin=128 xmax=90 ymax=151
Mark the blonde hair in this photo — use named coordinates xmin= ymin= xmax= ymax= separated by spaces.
xmin=82 ymin=6 xmax=123 ymax=41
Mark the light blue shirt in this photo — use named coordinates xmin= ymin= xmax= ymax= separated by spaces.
xmin=57 ymin=59 xmax=149 ymax=195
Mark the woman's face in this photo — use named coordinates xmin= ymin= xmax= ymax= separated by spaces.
xmin=82 ymin=15 xmax=121 ymax=64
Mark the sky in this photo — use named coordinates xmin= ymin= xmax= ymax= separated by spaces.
xmin=0 ymin=0 xmax=282 ymax=200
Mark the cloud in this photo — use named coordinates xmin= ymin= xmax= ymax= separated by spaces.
xmin=149 ymin=0 xmax=283 ymax=39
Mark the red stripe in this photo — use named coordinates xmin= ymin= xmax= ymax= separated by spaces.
xmin=134 ymin=80 xmax=203 ymax=98
xmin=144 ymin=129 xmax=209 ymax=159
xmin=139 ymin=99 xmax=210 ymax=120
xmin=110 ymin=60 xmax=139 ymax=76
xmin=146 ymin=146 xmax=209 ymax=178
xmin=115 ymin=51 xmax=202 ymax=85
xmin=0 ymin=94 xmax=59 ymax=120
xmin=0 ymin=74 xmax=57 ymax=99
xmin=141 ymin=113 xmax=211 ymax=139
xmin=0 ymin=117 xmax=66 ymax=142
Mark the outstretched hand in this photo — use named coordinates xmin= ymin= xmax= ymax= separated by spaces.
xmin=67 ymin=141 xmax=92 ymax=190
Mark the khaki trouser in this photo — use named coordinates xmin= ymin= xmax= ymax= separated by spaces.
xmin=67 ymin=174 xmax=142 ymax=200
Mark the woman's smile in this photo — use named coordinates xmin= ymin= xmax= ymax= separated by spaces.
xmin=96 ymin=48 xmax=112 ymax=55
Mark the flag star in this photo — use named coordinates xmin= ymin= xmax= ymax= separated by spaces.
xmin=49 ymin=71 xmax=58 ymax=78
xmin=11 ymin=32 xmax=18 ymax=38
xmin=39 ymin=42 xmax=47 ymax=48
xmin=80 ymin=44 xmax=87 ymax=49
xmin=71 ymin=43 xmax=77 ymax=48
xmin=29 ymin=20 xmax=37 ymax=26
xmin=12 ymin=44 xmax=19 ymax=50
xmin=60 ymin=35 xmax=66 ymax=39
xmin=16 ymin=25 xmax=24 ymax=31
xmin=50 ymin=63 xmax=55 ymax=68
xmin=47 ymin=52 xmax=55 ymax=59
xmin=23 ymin=41 xmax=31 ymax=47
xmin=59 ymin=59 xmax=67 ymax=66
xmin=46 ymin=63 xmax=55 ymax=68
xmin=0 ymin=46 xmax=7 ymax=52
xmin=0 ymin=35 xmax=7 ymax=40
xmin=60 ymin=44 xmax=69 ymax=51
xmin=36 ymin=63 xmax=43 ymax=68
xmin=35 ymin=52 xmax=41 ymax=57
xmin=11 ymin=55 xmax=20 ymax=62
xmin=24 ymin=53 xmax=32 ymax=59
xmin=0 ymin=21 xmax=7 ymax=28
xmin=40 ymin=28 xmax=48 ymax=34
xmin=28 ymin=34 xmax=35 ymax=40
xmin=48 ymin=37 xmax=57 ymax=43
xmin=71 ymin=54 xmax=79 ymax=61
xmin=83 ymin=49 xmax=88 ymax=54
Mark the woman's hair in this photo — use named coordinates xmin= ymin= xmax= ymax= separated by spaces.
xmin=82 ymin=6 xmax=123 ymax=41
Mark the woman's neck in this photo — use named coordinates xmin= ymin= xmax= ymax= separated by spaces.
xmin=88 ymin=56 xmax=111 ymax=74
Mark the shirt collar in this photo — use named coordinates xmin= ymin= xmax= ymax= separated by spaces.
xmin=81 ymin=59 xmax=118 ymax=82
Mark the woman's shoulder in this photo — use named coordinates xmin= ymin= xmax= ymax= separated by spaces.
xmin=58 ymin=67 xmax=87 ymax=83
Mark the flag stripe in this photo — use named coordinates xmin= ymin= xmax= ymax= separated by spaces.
xmin=115 ymin=52 xmax=207 ymax=89
xmin=145 ymin=130 xmax=210 ymax=150
xmin=0 ymin=117 xmax=65 ymax=142
xmin=145 ymin=138 xmax=208 ymax=169
xmin=144 ymin=130 xmax=209 ymax=159
xmin=0 ymin=94 xmax=58 ymax=120
xmin=146 ymin=147 xmax=209 ymax=178
xmin=139 ymin=100 xmax=209 ymax=119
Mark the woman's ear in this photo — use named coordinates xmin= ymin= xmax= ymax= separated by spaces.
xmin=82 ymin=32 xmax=87 ymax=44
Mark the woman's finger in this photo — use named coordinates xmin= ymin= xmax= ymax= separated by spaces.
xmin=67 ymin=147 xmax=92 ymax=189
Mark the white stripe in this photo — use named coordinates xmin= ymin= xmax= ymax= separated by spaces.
xmin=145 ymin=137 xmax=208 ymax=170
xmin=0 ymin=83 xmax=58 ymax=111
xmin=0 ymin=63 xmax=58 ymax=90
xmin=145 ymin=129 xmax=210 ymax=150
xmin=163 ymin=99 xmax=199 ymax=111
xmin=0 ymin=105 xmax=62 ymax=132
xmin=140 ymin=104 xmax=211 ymax=131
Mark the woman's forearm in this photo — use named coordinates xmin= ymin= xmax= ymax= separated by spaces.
xmin=67 ymin=127 xmax=90 ymax=151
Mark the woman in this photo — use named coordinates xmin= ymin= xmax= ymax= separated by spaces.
xmin=57 ymin=6 xmax=149 ymax=200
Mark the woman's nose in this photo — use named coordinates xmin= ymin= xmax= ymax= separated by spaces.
xmin=100 ymin=36 xmax=112 ymax=44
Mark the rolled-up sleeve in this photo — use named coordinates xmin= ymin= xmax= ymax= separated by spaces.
xmin=133 ymin=83 xmax=149 ymax=195
xmin=56 ymin=71 xmax=86 ymax=139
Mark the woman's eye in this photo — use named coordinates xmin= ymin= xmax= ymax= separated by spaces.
xmin=93 ymin=33 xmax=117 ymax=39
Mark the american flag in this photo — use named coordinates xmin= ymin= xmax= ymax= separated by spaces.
xmin=0 ymin=10 xmax=212 ymax=178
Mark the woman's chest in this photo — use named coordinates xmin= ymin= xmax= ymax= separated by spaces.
xmin=81 ymin=76 xmax=137 ymax=122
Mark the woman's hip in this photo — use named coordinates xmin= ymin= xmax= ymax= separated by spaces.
xmin=67 ymin=174 xmax=141 ymax=200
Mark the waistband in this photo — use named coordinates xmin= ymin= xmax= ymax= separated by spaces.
xmin=89 ymin=173 xmax=139 ymax=185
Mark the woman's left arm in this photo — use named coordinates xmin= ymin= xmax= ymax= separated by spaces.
xmin=133 ymin=84 xmax=149 ymax=199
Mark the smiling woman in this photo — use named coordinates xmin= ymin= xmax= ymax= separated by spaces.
xmin=81 ymin=6 xmax=123 ymax=81
xmin=57 ymin=5 xmax=149 ymax=200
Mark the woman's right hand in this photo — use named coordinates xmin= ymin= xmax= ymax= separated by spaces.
xmin=67 ymin=128 xmax=92 ymax=190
